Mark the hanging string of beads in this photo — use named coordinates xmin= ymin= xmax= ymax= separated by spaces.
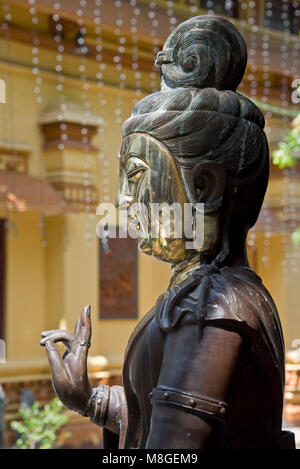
xmin=0 ymin=1 xmax=16 ymax=238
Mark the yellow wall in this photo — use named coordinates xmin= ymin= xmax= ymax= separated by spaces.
xmin=5 ymin=212 xmax=47 ymax=361
xmin=0 ymin=34 xmax=171 ymax=376
xmin=249 ymin=233 xmax=300 ymax=350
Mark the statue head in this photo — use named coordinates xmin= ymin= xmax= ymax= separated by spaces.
xmin=116 ymin=16 xmax=269 ymax=269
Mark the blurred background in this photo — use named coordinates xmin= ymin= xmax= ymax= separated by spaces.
xmin=0 ymin=0 xmax=299 ymax=449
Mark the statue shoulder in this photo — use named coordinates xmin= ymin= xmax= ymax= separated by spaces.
xmin=205 ymin=266 xmax=280 ymax=329
xmin=155 ymin=266 xmax=283 ymax=347
xmin=155 ymin=265 xmax=285 ymax=387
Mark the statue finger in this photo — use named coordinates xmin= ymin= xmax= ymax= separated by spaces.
xmin=41 ymin=329 xmax=70 ymax=338
xmin=74 ymin=318 xmax=81 ymax=336
xmin=80 ymin=305 xmax=92 ymax=341
xmin=42 ymin=339 xmax=68 ymax=381
xmin=73 ymin=307 xmax=92 ymax=362
xmin=74 ymin=305 xmax=92 ymax=340
xmin=40 ymin=330 xmax=74 ymax=348
xmin=74 ymin=336 xmax=91 ymax=366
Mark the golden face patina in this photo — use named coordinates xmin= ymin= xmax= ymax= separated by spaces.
xmin=115 ymin=132 xmax=199 ymax=264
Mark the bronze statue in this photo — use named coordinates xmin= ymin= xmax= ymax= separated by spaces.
xmin=40 ymin=16 xmax=295 ymax=449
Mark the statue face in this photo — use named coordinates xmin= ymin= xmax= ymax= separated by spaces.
xmin=116 ymin=133 xmax=198 ymax=263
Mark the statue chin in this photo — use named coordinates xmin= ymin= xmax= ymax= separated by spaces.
xmin=138 ymin=238 xmax=152 ymax=255
xmin=138 ymin=236 xmax=196 ymax=264
xmin=136 ymin=212 xmax=221 ymax=265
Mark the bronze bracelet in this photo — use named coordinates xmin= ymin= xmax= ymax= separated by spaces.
xmin=81 ymin=388 xmax=98 ymax=417
xmin=87 ymin=385 xmax=110 ymax=426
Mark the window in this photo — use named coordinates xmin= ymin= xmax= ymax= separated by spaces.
xmin=99 ymin=229 xmax=137 ymax=319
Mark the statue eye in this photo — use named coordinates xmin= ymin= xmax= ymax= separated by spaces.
xmin=127 ymin=167 xmax=146 ymax=183
xmin=124 ymin=156 xmax=148 ymax=183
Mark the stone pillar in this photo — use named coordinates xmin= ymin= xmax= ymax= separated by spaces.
xmin=38 ymin=102 xmax=102 ymax=213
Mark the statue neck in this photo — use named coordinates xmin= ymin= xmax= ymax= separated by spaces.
xmin=169 ymin=227 xmax=249 ymax=287
xmin=170 ymin=253 xmax=202 ymax=287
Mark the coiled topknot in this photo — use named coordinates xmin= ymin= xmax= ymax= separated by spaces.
xmin=155 ymin=15 xmax=247 ymax=92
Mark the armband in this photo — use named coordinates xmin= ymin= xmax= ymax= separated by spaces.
xmin=149 ymin=387 xmax=230 ymax=422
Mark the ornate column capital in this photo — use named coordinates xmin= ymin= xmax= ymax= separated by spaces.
xmin=38 ymin=102 xmax=102 ymax=213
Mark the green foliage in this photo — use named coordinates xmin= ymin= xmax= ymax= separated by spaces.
xmin=10 ymin=398 xmax=70 ymax=449
xmin=272 ymin=125 xmax=300 ymax=169
xmin=272 ymin=93 xmax=300 ymax=243
xmin=292 ymin=227 xmax=300 ymax=245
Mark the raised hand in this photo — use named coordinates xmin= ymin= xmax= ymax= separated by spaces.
xmin=40 ymin=305 xmax=93 ymax=415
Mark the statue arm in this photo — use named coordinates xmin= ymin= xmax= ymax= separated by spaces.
xmin=146 ymin=323 xmax=242 ymax=449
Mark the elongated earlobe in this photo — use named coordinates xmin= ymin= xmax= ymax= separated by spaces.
xmin=194 ymin=161 xmax=226 ymax=213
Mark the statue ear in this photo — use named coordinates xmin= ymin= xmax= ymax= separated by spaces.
xmin=193 ymin=161 xmax=226 ymax=213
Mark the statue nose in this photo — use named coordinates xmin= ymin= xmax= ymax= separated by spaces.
xmin=115 ymin=169 xmax=133 ymax=209
xmin=115 ymin=194 xmax=133 ymax=210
